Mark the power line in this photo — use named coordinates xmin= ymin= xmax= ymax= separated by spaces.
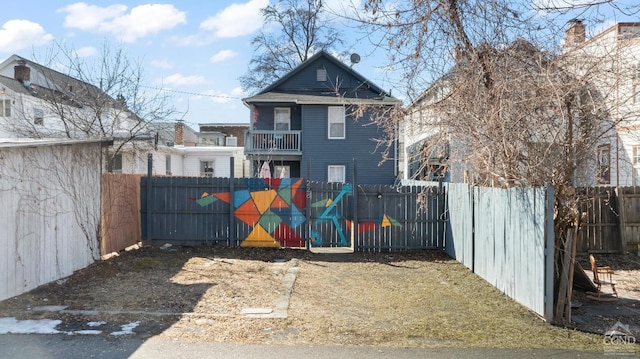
xmin=139 ymin=85 xmax=244 ymax=100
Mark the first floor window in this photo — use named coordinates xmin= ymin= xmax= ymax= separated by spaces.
xmin=201 ymin=160 xmax=214 ymax=177
xmin=275 ymin=165 xmax=290 ymax=178
xmin=596 ymin=145 xmax=610 ymax=184
xmin=328 ymin=106 xmax=345 ymax=139
xmin=166 ymin=155 xmax=172 ymax=175
xmin=328 ymin=165 xmax=346 ymax=183
xmin=112 ymin=154 xmax=123 ymax=173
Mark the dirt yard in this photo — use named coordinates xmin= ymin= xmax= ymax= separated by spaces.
xmin=0 ymin=245 xmax=637 ymax=352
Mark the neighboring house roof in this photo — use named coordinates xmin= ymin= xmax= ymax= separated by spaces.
xmin=243 ymin=50 xmax=400 ymax=106
xmin=0 ymin=137 xmax=113 ymax=148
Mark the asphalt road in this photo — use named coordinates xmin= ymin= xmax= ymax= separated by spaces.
xmin=0 ymin=334 xmax=622 ymax=358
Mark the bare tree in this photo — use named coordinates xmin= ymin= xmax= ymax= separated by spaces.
xmin=239 ymin=0 xmax=346 ymax=93
xmin=5 ymin=41 xmax=178 ymax=172
xmin=352 ymin=0 xmax=640 ymax=323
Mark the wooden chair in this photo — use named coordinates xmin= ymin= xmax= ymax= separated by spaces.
xmin=589 ymin=255 xmax=618 ymax=299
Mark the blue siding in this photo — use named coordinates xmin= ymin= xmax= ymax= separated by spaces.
xmin=276 ymin=57 xmax=386 ymax=99
xmin=253 ymin=105 xmax=302 ymax=131
xmin=301 ymin=105 xmax=396 ymax=185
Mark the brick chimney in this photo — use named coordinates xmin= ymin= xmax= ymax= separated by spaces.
xmin=565 ymin=19 xmax=586 ymax=47
xmin=14 ymin=60 xmax=31 ymax=84
xmin=175 ymin=121 xmax=184 ymax=145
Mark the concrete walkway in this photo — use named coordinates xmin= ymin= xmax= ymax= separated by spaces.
xmin=0 ymin=335 xmax=619 ymax=359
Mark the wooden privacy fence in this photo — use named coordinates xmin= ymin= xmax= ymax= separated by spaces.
xmin=140 ymin=176 xmax=445 ymax=251
xmin=444 ymin=183 xmax=555 ymax=322
xmin=576 ymin=187 xmax=640 ymax=254
xmin=101 ymin=173 xmax=142 ymax=255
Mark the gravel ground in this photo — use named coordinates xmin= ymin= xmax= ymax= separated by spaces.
xmin=0 ymin=245 xmax=637 ymax=353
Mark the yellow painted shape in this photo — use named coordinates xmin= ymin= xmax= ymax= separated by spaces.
xmin=241 ymin=224 xmax=280 ymax=247
xmin=251 ymin=189 xmax=278 ymax=215
xmin=381 ymin=214 xmax=391 ymax=228
xmin=326 ymin=198 xmax=333 ymax=207
xmin=201 ymin=192 xmax=209 ymax=198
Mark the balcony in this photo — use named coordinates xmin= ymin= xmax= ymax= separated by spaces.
xmin=245 ymin=130 xmax=302 ymax=155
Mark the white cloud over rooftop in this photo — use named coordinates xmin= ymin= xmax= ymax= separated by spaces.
xmin=0 ymin=20 xmax=54 ymax=53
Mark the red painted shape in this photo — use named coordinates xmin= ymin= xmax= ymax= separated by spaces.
xmin=272 ymin=222 xmax=305 ymax=247
xmin=358 ymin=222 xmax=378 ymax=233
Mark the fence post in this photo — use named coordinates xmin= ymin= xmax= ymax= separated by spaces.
xmin=544 ymin=186 xmax=555 ymax=323
xmin=352 ymin=158 xmax=358 ymax=251
xmin=615 ymin=187 xmax=628 ymax=254
xmin=145 ymin=153 xmax=153 ymax=243
xmin=229 ymin=156 xmax=236 ymax=246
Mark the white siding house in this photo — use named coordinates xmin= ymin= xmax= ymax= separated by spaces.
xmin=563 ymin=21 xmax=640 ymax=186
xmin=0 ymin=138 xmax=106 ymax=301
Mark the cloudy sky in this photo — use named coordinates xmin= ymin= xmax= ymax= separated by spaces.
xmin=0 ymin=1 xmax=637 ymax=128
xmin=0 ymin=0 xmax=379 ymax=128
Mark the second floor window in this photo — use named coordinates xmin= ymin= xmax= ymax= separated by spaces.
xmin=596 ymin=145 xmax=610 ymax=184
xmin=1 ymin=99 xmax=11 ymax=117
xmin=112 ymin=154 xmax=123 ymax=173
xmin=328 ymin=106 xmax=345 ymax=139
xmin=34 ymin=108 xmax=44 ymax=125
xmin=274 ymin=108 xmax=290 ymax=131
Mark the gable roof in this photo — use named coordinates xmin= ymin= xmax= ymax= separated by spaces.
xmin=243 ymin=50 xmax=400 ymax=106
xmin=0 ymin=54 xmax=119 ymax=109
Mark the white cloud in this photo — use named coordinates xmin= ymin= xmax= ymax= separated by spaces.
xmin=59 ymin=3 xmax=186 ymax=43
xmin=0 ymin=20 xmax=53 ymax=53
xmin=151 ymin=59 xmax=172 ymax=69
xmin=210 ymin=49 xmax=238 ymax=63
xmin=200 ymin=0 xmax=268 ymax=38
xmin=59 ymin=3 xmax=127 ymax=30
xmin=74 ymin=46 xmax=97 ymax=57
xmin=230 ymin=87 xmax=245 ymax=97
xmin=163 ymin=73 xmax=207 ymax=87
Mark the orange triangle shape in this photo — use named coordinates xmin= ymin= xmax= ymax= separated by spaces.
xmin=212 ymin=192 xmax=231 ymax=203
xmin=241 ymin=225 xmax=280 ymax=247
xmin=251 ymin=189 xmax=277 ymax=214
xmin=235 ymin=200 xmax=260 ymax=226
xmin=271 ymin=194 xmax=289 ymax=209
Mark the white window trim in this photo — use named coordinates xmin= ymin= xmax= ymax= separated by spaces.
xmin=274 ymin=107 xmax=291 ymax=131
xmin=328 ymin=106 xmax=345 ymax=139
xmin=328 ymin=165 xmax=346 ymax=183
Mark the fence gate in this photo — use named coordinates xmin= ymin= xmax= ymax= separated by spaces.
xmin=307 ymin=181 xmax=354 ymax=248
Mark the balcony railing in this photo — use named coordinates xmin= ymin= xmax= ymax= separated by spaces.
xmin=245 ymin=130 xmax=302 ymax=155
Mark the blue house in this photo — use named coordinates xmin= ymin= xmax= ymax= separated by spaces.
xmin=243 ymin=51 xmax=401 ymax=184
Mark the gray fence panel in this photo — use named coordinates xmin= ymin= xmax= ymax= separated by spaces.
xmin=444 ymin=183 xmax=474 ymax=269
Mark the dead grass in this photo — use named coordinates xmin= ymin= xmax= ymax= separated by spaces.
xmin=0 ymin=245 xmax=628 ymax=353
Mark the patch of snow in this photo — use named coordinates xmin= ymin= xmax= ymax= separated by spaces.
xmin=111 ymin=321 xmax=140 ymax=336
xmin=0 ymin=317 xmax=61 ymax=334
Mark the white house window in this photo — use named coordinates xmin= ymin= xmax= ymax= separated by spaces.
xmin=1 ymin=99 xmax=11 ymax=117
xmin=165 ymin=155 xmax=172 ymax=176
xmin=328 ymin=106 xmax=345 ymax=139
xmin=328 ymin=165 xmax=346 ymax=183
xmin=633 ymin=146 xmax=640 ymax=186
xmin=596 ymin=145 xmax=610 ymax=184
xmin=112 ymin=154 xmax=123 ymax=173
xmin=201 ymin=160 xmax=214 ymax=177
xmin=226 ymin=136 xmax=237 ymax=147
xmin=317 ymin=68 xmax=327 ymax=82
xmin=275 ymin=165 xmax=290 ymax=178
xmin=34 ymin=107 xmax=44 ymax=125
xmin=274 ymin=108 xmax=291 ymax=131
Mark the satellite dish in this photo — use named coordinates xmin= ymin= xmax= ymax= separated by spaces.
xmin=350 ymin=53 xmax=361 ymax=64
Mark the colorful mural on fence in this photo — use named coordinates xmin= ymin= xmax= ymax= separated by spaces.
xmin=193 ymin=178 xmax=402 ymax=248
